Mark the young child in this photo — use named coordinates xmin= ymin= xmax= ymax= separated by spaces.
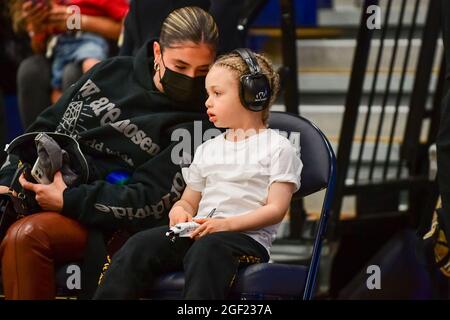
xmin=93 ymin=49 xmax=303 ymax=300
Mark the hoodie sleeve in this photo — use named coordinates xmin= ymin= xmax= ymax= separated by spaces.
xmin=61 ymin=126 xmax=199 ymax=232
xmin=0 ymin=63 xmax=104 ymax=187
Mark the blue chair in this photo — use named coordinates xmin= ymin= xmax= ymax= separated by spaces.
xmin=55 ymin=111 xmax=336 ymax=300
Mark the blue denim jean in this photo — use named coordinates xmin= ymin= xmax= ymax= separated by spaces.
xmin=51 ymin=32 xmax=108 ymax=89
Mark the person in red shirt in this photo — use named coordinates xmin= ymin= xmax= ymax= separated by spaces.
xmin=11 ymin=0 xmax=128 ymax=104
xmin=64 ymin=0 xmax=128 ymax=21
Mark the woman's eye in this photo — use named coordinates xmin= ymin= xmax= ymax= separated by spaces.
xmin=175 ymin=65 xmax=186 ymax=70
xmin=214 ymin=91 xmax=221 ymax=96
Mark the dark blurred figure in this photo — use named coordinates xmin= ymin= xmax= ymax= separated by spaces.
xmin=437 ymin=0 xmax=450 ymax=243
xmin=119 ymin=0 xmax=245 ymax=56
xmin=0 ymin=1 xmax=31 ymax=163
xmin=120 ymin=0 xmax=211 ymax=56
xmin=209 ymin=0 xmax=246 ymax=54
xmin=10 ymin=0 xmax=127 ymax=129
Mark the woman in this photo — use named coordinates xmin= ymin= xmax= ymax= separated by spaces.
xmin=0 ymin=6 xmax=219 ymax=299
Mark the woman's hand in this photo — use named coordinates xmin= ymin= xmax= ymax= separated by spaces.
xmin=169 ymin=206 xmax=193 ymax=226
xmin=190 ymin=218 xmax=231 ymax=240
xmin=19 ymin=171 xmax=67 ymax=212
xmin=22 ymin=1 xmax=50 ymax=33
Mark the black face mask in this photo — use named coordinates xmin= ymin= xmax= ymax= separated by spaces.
xmin=158 ymin=56 xmax=207 ymax=109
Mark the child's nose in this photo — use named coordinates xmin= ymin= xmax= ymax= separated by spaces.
xmin=205 ymin=96 xmax=212 ymax=109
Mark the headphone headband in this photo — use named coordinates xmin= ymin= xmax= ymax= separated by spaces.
xmin=233 ymin=48 xmax=261 ymax=74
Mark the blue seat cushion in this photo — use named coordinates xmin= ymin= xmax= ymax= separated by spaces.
xmin=151 ymin=263 xmax=308 ymax=299
xmin=56 ymin=262 xmax=308 ymax=299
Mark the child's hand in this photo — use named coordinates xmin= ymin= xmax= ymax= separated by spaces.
xmin=168 ymin=206 xmax=193 ymax=226
xmin=190 ymin=218 xmax=231 ymax=239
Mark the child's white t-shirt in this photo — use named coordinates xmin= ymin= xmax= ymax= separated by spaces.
xmin=182 ymin=129 xmax=302 ymax=254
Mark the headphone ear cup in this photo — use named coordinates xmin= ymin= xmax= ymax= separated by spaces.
xmin=240 ymin=74 xmax=271 ymax=112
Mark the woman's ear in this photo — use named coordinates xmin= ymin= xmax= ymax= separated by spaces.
xmin=153 ymin=41 xmax=161 ymax=63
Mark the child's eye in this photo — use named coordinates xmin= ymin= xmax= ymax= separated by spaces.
xmin=214 ymin=91 xmax=221 ymax=96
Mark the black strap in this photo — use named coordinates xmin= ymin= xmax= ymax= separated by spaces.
xmin=79 ymin=229 xmax=108 ymax=299
xmin=233 ymin=48 xmax=261 ymax=74
xmin=0 ymin=196 xmax=17 ymax=240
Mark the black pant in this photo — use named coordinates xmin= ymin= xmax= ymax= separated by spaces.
xmin=93 ymin=225 xmax=269 ymax=300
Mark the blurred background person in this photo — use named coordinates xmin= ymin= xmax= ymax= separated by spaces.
xmin=9 ymin=0 xmax=128 ymax=128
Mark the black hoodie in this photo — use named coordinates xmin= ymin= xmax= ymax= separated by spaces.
xmin=0 ymin=41 xmax=213 ymax=233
